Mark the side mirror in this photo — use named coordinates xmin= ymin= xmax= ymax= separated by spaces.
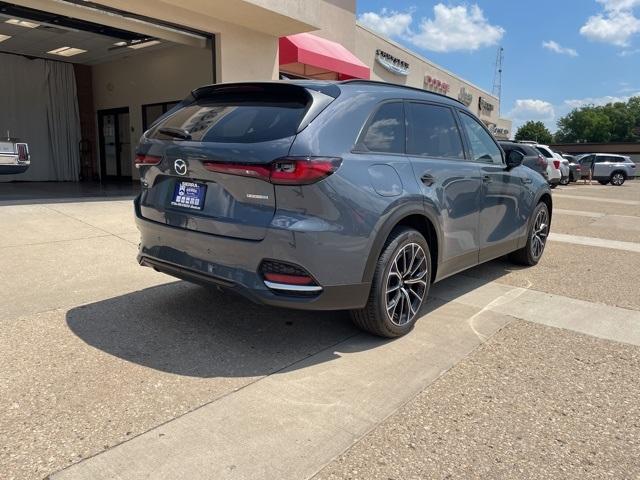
xmin=506 ymin=150 xmax=524 ymax=169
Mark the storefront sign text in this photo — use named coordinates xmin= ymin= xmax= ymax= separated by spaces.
xmin=424 ymin=75 xmax=450 ymax=94
xmin=375 ymin=49 xmax=410 ymax=76
xmin=457 ymin=87 xmax=473 ymax=107
xmin=478 ymin=97 xmax=495 ymax=116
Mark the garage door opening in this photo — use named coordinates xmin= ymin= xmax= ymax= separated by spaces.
xmin=0 ymin=1 xmax=213 ymax=184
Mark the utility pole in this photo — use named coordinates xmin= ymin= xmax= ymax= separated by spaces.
xmin=492 ymin=47 xmax=504 ymax=116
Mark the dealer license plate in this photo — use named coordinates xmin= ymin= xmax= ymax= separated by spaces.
xmin=171 ymin=181 xmax=206 ymax=210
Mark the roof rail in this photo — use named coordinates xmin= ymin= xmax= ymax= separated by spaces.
xmin=340 ymin=79 xmax=465 ymax=106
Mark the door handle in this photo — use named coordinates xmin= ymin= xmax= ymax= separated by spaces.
xmin=421 ymin=173 xmax=435 ymax=186
xmin=483 ymin=175 xmax=492 ymax=183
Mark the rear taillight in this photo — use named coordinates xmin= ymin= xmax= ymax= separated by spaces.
xmin=16 ymin=143 xmax=28 ymax=162
xmin=134 ymin=154 xmax=162 ymax=167
xmin=553 ymin=160 xmax=560 ymax=169
xmin=203 ymin=157 xmax=342 ymax=186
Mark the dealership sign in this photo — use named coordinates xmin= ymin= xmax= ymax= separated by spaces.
xmin=375 ymin=49 xmax=409 ymax=76
xmin=457 ymin=87 xmax=473 ymax=107
xmin=478 ymin=97 xmax=495 ymax=116
xmin=490 ymin=125 xmax=510 ymax=137
xmin=424 ymin=75 xmax=450 ymax=94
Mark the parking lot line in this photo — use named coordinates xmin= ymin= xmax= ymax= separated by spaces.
xmin=554 ymin=208 xmax=606 ymax=218
xmin=553 ymin=194 xmax=640 ymax=206
xmin=548 ymin=232 xmax=640 ymax=253
xmin=431 ymin=276 xmax=640 ymax=346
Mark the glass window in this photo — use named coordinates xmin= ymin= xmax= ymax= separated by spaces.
xmin=360 ymin=102 xmax=405 ymax=154
xmin=407 ymin=103 xmax=464 ymax=159
xmin=148 ymin=93 xmax=307 ymax=144
xmin=535 ymin=147 xmax=553 ymax=158
xmin=143 ymin=101 xmax=181 ymax=131
xmin=594 ymin=156 xmax=608 ymax=163
xmin=458 ymin=112 xmax=502 ymax=164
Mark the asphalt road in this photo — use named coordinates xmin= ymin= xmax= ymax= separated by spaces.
xmin=1 ymin=180 xmax=639 ymax=479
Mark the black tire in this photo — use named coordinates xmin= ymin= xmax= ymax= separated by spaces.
xmin=598 ymin=180 xmax=609 ymax=185
xmin=550 ymin=183 xmax=557 ymax=189
xmin=560 ymin=176 xmax=569 ymax=185
xmin=509 ymin=202 xmax=550 ymax=266
xmin=610 ymin=171 xmax=626 ymax=186
xmin=350 ymin=227 xmax=431 ymax=338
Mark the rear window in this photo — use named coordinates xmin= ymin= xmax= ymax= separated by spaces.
xmin=148 ymin=91 xmax=307 ymax=143
xmin=359 ymin=102 xmax=405 ymax=154
xmin=536 ymin=147 xmax=553 ymax=158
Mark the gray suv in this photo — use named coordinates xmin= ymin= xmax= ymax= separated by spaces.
xmin=578 ymin=154 xmax=636 ymax=185
xmin=134 ymin=81 xmax=552 ymax=337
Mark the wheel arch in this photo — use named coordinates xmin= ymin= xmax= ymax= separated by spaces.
xmin=362 ymin=207 xmax=441 ymax=285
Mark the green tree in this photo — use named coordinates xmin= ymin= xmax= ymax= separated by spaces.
xmin=515 ymin=121 xmax=553 ymax=144
xmin=555 ymin=96 xmax=640 ymax=143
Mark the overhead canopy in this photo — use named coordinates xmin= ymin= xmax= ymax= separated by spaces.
xmin=279 ymin=33 xmax=370 ymax=80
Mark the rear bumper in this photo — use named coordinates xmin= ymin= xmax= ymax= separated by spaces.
xmin=134 ymin=197 xmax=371 ymax=311
xmin=548 ymin=177 xmax=560 ymax=186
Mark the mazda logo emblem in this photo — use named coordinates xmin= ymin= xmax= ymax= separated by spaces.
xmin=174 ymin=159 xmax=187 ymax=176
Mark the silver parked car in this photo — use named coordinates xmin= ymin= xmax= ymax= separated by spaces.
xmin=577 ymin=154 xmax=636 ymax=186
xmin=0 ymin=136 xmax=30 ymax=174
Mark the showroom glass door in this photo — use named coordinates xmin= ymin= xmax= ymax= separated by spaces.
xmin=98 ymin=107 xmax=131 ymax=181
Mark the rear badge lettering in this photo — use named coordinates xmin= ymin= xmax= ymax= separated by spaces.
xmin=246 ymin=194 xmax=269 ymax=200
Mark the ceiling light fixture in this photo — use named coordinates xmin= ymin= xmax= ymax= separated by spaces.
xmin=127 ymin=40 xmax=161 ymax=50
xmin=5 ymin=18 xmax=40 ymax=28
xmin=47 ymin=46 xmax=87 ymax=57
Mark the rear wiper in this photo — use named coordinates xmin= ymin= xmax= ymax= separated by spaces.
xmin=158 ymin=127 xmax=192 ymax=140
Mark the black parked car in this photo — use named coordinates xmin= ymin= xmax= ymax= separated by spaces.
xmin=560 ymin=154 xmax=582 ymax=182
xmin=134 ymin=80 xmax=552 ymax=337
xmin=499 ymin=141 xmax=548 ymax=180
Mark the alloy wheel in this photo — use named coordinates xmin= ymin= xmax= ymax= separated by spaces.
xmin=385 ymin=243 xmax=428 ymax=326
xmin=530 ymin=208 xmax=549 ymax=260
xmin=611 ymin=173 xmax=624 ymax=186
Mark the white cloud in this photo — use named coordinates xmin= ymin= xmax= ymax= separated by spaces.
xmin=358 ymin=8 xmax=412 ymax=38
xmin=358 ymin=4 xmax=504 ymax=53
xmin=597 ymin=0 xmax=640 ymax=11
xmin=509 ymin=99 xmax=556 ymax=121
xmin=564 ymin=93 xmax=640 ymax=109
xmin=580 ymin=10 xmax=640 ymax=46
xmin=542 ymin=40 xmax=579 ymax=56
xmin=619 ymin=47 xmax=640 ymax=55
xmin=508 ymin=99 xmax=556 ymax=132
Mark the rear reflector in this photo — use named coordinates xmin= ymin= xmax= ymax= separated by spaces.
xmin=203 ymin=157 xmax=342 ymax=186
xmin=134 ymin=154 xmax=162 ymax=167
xmin=260 ymin=259 xmax=321 ymax=293
xmin=263 ymin=273 xmax=314 ymax=285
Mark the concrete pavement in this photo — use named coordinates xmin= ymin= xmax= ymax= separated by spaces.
xmin=1 ymin=180 xmax=639 ymax=479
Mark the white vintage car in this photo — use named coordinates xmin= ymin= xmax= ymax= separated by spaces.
xmin=0 ymin=136 xmax=30 ymax=174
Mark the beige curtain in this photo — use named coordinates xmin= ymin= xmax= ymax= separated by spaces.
xmin=0 ymin=53 xmax=81 ymax=182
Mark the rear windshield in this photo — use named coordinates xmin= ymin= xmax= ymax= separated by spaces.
xmin=148 ymin=92 xmax=307 ymax=143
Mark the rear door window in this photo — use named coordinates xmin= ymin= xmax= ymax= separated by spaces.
xmin=458 ymin=112 xmax=503 ymax=164
xmin=406 ymin=103 xmax=464 ymax=159
xmin=359 ymin=102 xmax=405 ymax=154
xmin=148 ymin=92 xmax=308 ymax=143
xmin=536 ymin=147 xmax=553 ymax=158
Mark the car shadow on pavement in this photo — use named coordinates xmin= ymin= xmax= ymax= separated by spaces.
xmin=66 ymin=260 xmax=522 ymax=379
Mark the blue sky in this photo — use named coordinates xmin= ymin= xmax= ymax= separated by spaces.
xmin=356 ymin=0 xmax=640 ymax=132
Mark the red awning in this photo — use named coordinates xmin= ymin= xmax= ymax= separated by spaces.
xmin=279 ymin=33 xmax=370 ymax=80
